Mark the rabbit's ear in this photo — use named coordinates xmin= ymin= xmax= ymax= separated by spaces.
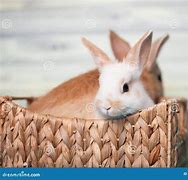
xmin=124 ymin=31 xmax=153 ymax=72
xmin=82 ymin=37 xmax=111 ymax=71
xmin=109 ymin=30 xmax=131 ymax=61
xmin=146 ymin=34 xmax=169 ymax=71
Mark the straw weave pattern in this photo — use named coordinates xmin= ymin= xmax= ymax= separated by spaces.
xmin=0 ymin=96 xmax=187 ymax=167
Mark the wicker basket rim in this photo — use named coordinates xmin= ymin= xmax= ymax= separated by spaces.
xmin=0 ymin=96 xmax=186 ymax=122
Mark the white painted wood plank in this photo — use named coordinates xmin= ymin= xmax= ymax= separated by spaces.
xmin=1 ymin=0 xmax=188 ymax=11
xmin=0 ymin=1 xmax=187 ymax=100
xmin=1 ymin=32 xmax=188 ymax=97
xmin=1 ymin=32 xmax=188 ymax=64
xmin=0 ymin=5 xmax=188 ymax=36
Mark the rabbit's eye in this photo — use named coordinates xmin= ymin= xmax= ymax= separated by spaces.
xmin=158 ymin=74 xmax=162 ymax=82
xmin=123 ymin=83 xmax=129 ymax=93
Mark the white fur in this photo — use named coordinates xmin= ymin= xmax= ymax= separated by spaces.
xmin=95 ymin=62 xmax=154 ymax=119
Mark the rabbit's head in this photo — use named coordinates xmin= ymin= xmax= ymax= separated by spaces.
xmin=82 ymin=31 xmax=154 ymax=119
xmin=110 ymin=31 xmax=169 ymax=103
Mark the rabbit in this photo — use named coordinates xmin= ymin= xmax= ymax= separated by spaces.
xmin=29 ymin=31 xmax=156 ymax=119
xmin=28 ymin=31 xmax=169 ymax=117
xmin=109 ymin=31 xmax=169 ymax=103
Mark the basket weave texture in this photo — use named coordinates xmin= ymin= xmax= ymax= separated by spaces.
xmin=0 ymin=96 xmax=187 ymax=167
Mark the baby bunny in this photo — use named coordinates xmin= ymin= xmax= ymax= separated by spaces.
xmin=29 ymin=31 xmax=167 ymax=119
xmin=109 ymin=31 xmax=169 ymax=103
xmin=82 ymin=31 xmax=154 ymax=118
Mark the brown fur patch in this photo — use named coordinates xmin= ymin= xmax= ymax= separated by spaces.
xmin=141 ymin=64 xmax=163 ymax=103
xmin=29 ymin=69 xmax=99 ymax=117
xmin=29 ymin=64 xmax=163 ymax=118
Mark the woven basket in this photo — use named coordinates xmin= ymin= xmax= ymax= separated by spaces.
xmin=0 ymin=96 xmax=187 ymax=168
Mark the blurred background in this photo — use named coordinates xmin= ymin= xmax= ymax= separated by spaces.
xmin=0 ymin=0 xmax=188 ymax=99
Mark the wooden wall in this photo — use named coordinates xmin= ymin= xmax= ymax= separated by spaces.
xmin=0 ymin=0 xmax=188 ymax=100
